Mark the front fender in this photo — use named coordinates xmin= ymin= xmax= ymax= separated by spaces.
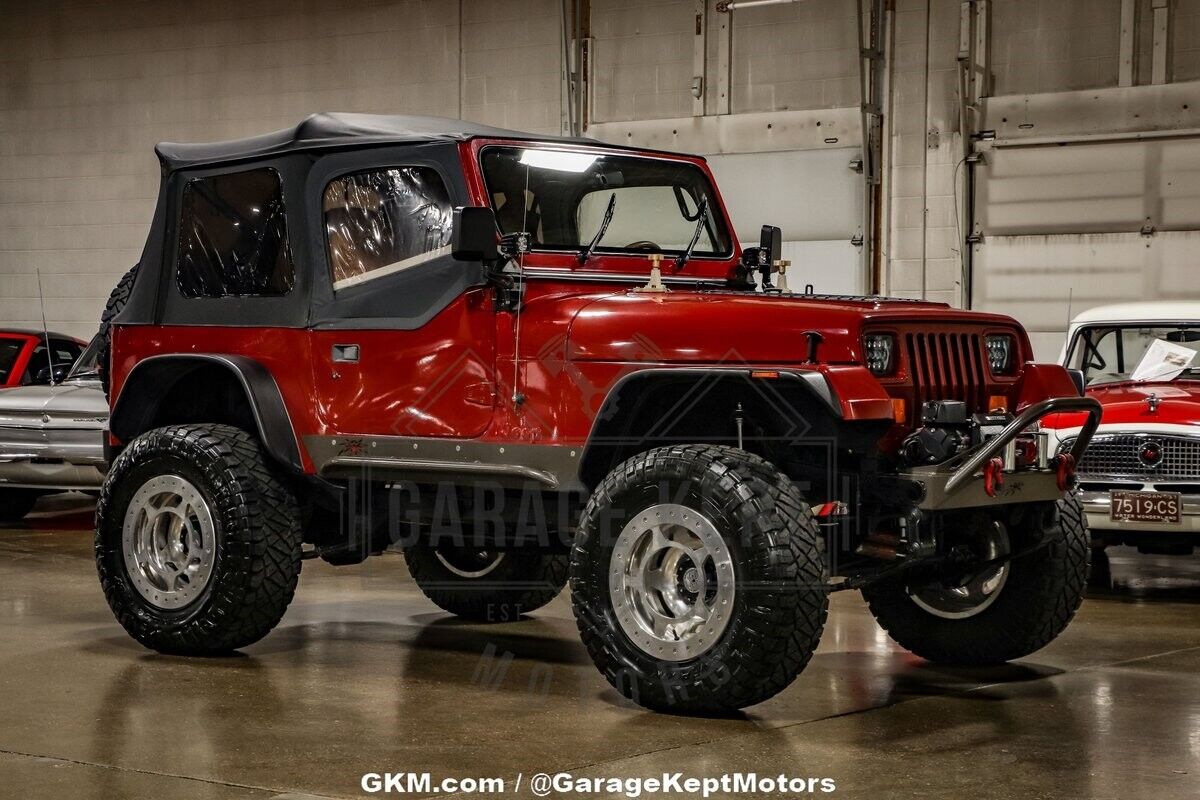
xmin=816 ymin=364 xmax=895 ymax=421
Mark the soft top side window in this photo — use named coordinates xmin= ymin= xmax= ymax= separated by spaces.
xmin=323 ymin=166 xmax=453 ymax=291
xmin=177 ymin=167 xmax=295 ymax=298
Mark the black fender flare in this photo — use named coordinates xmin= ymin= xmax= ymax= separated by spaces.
xmin=109 ymin=354 xmax=304 ymax=473
xmin=577 ymin=367 xmax=853 ymax=489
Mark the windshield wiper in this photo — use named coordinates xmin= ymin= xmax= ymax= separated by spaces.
xmin=579 ymin=193 xmax=617 ymax=264
xmin=673 ymin=197 xmax=709 ymax=270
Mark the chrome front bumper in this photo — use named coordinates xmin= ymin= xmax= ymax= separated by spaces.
xmin=0 ymin=421 xmax=106 ymax=490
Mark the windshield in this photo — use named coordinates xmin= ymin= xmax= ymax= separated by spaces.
xmin=1068 ymin=325 xmax=1200 ymax=386
xmin=0 ymin=337 xmax=24 ymax=383
xmin=480 ymin=147 xmax=731 ymax=258
xmin=66 ymin=335 xmax=102 ymax=380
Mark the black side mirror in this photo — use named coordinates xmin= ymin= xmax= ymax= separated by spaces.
xmin=739 ymin=224 xmax=784 ymax=271
xmin=451 ymin=206 xmax=499 ymax=262
xmin=759 ymin=224 xmax=782 ymax=264
xmin=1067 ymin=368 xmax=1087 ymax=396
xmin=35 ymin=364 xmax=71 ymax=385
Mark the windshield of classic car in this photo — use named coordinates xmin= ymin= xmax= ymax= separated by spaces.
xmin=1069 ymin=325 xmax=1200 ymax=386
xmin=66 ymin=335 xmax=102 ymax=380
xmin=0 ymin=338 xmax=22 ymax=383
xmin=480 ymin=147 xmax=731 ymax=259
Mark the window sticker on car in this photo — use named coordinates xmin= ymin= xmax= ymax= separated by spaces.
xmin=1130 ymin=338 xmax=1197 ymax=383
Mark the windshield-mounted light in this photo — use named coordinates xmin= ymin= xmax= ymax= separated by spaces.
xmin=986 ymin=334 xmax=1015 ymax=374
xmin=519 ymin=149 xmax=598 ymax=173
xmin=864 ymin=333 xmax=895 ymax=376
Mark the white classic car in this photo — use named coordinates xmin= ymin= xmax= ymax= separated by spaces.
xmin=0 ymin=335 xmax=107 ymax=521
xmin=1046 ymin=302 xmax=1200 ymax=555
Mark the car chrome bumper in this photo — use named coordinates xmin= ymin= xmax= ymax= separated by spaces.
xmin=0 ymin=460 xmax=105 ymax=490
xmin=1079 ymin=488 xmax=1200 ymax=534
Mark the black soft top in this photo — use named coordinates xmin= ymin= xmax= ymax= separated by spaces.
xmin=154 ymin=112 xmax=599 ymax=172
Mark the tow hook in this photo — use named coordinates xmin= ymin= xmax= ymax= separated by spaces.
xmin=983 ymin=457 xmax=1005 ymax=497
xmin=1052 ymin=453 xmax=1077 ymax=491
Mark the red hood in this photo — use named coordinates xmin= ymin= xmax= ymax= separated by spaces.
xmin=1044 ymin=381 xmax=1200 ymax=429
xmin=557 ymin=290 xmax=1023 ymax=365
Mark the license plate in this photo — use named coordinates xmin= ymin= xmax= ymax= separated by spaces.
xmin=1110 ymin=491 xmax=1182 ymax=524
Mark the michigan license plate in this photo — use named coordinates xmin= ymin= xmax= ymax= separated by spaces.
xmin=1110 ymin=491 xmax=1182 ymax=524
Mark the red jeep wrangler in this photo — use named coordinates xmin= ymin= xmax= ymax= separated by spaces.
xmin=97 ymin=113 xmax=1101 ymax=712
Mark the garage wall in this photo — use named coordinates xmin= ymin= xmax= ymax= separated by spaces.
xmin=590 ymin=0 xmax=860 ymax=123
xmin=590 ymin=0 xmax=695 ymax=122
xmin=970 ymin=0 xmax=1200 ymax=359
xmin=1174 ymin=0 xmax=1200 ymax=81
xmin=880 ymin=0 xmax=963 ymax=307
xmin=972 ymin=127 xmax=1200 ymax=359
xmin=4 ymin=0 xmax=1200 ymax=346
xmin=991 ymin=0 xmax=1123 ymax=95
xmin=0 ymin=0 xmax=564 ymax=340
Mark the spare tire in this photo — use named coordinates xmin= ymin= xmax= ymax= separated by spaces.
xmin=98 ymin=264 xmax=138 ymax=398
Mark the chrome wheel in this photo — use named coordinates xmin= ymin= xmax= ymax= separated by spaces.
xmin=434 ymin=547 xmax=505 ymax=579
xmin=909 ymin=521 xmax=1010 ymax=620
xmin=609 ymin=503 xmax=735 ymax=662
xmin=122 ymin=474 xmax=217 ymax=610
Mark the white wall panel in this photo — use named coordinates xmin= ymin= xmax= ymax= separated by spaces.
xmin=710 ymin=149 xmax=864 ymax=295
xmin=707 ymin=149 xmax=861 ymax=242
xmin=780 ymin=240 xmax=863 ymax=296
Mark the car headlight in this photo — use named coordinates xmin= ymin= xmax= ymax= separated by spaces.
xmin=986 ymin=334 xmax=1015 ymax=374
xmin=864 ymin=333 xmax=895 ymax=376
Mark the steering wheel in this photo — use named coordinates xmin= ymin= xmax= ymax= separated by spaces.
xmin=624 ymin=241 xmax=662 ymax=252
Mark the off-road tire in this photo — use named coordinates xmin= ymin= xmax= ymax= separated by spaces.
xmin=98 ymin=264 xmax=138 ymax=398
xmin=863 ymin=495 xmax=1089 ymax=665
xmin=403 ymin=545 xmax=568 ymax=622
xmin=96 ymin=424 xmax=302 ymax=654
xmin=571 ymin=445 xmax=828 ymax=714
xmin=0 ymin=488 xmax=42 ymax=522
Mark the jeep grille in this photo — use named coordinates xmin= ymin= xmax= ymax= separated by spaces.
xmin=1058 ymin=433 xmax=1200 ymax=481
xmin=904 ymin=331 xmax=988 ymax=418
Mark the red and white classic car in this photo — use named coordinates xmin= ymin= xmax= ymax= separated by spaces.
xmin=1048 ymin=302 xmax=1200 ymax=555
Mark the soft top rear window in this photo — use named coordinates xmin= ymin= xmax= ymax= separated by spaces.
xmin=480 ymin=147 xmax=731 ymax=258
xmin=176 ymin=167 xmax=296 ymax=298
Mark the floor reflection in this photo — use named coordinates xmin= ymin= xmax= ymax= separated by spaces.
xmin=1088 ymin=545 xmax=1200 ymax=602
xmin=1 ymin=518 xmax=1199 ymax=799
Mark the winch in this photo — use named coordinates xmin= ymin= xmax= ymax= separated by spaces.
xmin=900 ymin=400 xmax=1011 ymax=467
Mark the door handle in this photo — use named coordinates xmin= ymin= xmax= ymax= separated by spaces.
xmin=332 ymin=344 xmax=360 ymax=363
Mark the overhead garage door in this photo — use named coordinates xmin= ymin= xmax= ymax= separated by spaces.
xmin=971 ymin=136 xmax=1200 ymax=359
xmin=707 ymin=148 xmax=864 ymax=295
